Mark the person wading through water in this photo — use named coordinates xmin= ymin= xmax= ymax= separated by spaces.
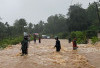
xmin=34 ymin=34 xmax=36 ymax=43
xmin=72 ymin=37 xmax=78 ymax=50
xmin=21 ymin=36 xmax=29 ymax=56
xmin=54 ymin=37 xmax=61 ymax=52
xmin=39 ymin=36 xmax=41 ymax=43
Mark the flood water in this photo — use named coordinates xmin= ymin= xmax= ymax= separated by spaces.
xmin=0 ymin=39 xmax=99 ymax=68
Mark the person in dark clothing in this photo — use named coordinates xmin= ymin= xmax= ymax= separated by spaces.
xmin=39 ymin=36 xmax=41 ymax=43
xmin=34 ymin=34 xmax=36 ymax=43
xmin=72 ymin=38 xmax=78 ymax=50
xmin=54 ymin=37 xmax=61 ymax=52
xmin=21 ymin=36 xmax=28 ymax=56
xmin=68 ymin=37 xmax=71 ymax=43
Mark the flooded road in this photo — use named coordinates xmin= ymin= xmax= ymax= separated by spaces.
xmin=0 ymin=39 xmax=98 ymax=68
xmin=78 ymin=44 xmax=100 ymax=68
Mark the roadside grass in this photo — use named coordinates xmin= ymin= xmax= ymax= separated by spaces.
xmin=0 ymin=36 xmax=23 ymax=48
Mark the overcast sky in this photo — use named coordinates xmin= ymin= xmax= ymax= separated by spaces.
xmin=0 ymin=0 xmax=98 ymax=25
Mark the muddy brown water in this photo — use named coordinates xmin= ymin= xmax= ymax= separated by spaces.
xmin=78 ymin=44 xmax=100 ymax=68
xmin=0 ymin=39 xmax=99 ymax=68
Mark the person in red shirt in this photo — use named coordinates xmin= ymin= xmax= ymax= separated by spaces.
xmin=72 ymin=38 xmax=78 ymax=50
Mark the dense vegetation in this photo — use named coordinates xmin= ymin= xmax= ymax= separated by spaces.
xmin=0 ymin=2 xmax=100 ymax=48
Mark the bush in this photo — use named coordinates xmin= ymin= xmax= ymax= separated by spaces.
xmin=86 ymin=30 xmax=97 ymax=39
xmin=70 ymin=31 xmax=87 ymax=44
xmin=91 ymin=37 xmax=99 ymax=45
xmin=0 ymin=36 xmax=23 ymax=48
xmin=57 ymin=32 xmax=68 ymax=39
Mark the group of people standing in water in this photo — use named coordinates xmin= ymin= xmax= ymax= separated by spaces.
xmin=21 ymin=34 xmax=78 ymax=56
xmin=54 ymin=37 xmax=78 ymax=52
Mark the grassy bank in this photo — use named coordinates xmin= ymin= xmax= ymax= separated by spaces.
xmin=0 ymin=36 xmax=23 ymax=48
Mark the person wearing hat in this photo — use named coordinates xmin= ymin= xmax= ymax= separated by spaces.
xmin=21 ymin=36 xmax=29 ymax=56
xmin=54 ymin=37 xmax=61 ymax=52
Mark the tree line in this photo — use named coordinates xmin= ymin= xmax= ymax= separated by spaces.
xmin=0 ymin=2 xmax=100 ymax=40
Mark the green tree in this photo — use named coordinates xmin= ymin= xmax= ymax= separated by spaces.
xmin=67 ymin=4 xmax=89 ymax=32
xmin=87 ymin=2 xmax=100 ymax=30
xmin=13 ymin=18 xmax=27 ymax=35
xmin=28 ymin=22 xmax=33 ymax=34
xmin=44 ymin=14 xmax=67 ymax=34
xmin=0 ymin=22 xmax=6 ymax=40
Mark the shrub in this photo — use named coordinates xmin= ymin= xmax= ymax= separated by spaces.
xmin=86 ymin=30 xmax=97 ymax=39
xmin=91 ymin=37 xmax=99 ymax=45
xmin=70 ymin=31 xmax=87 ymax=44
xmin=0 ymin=36 xmax=23 ymax=48
xmin=57 ymin=32 xmax=68 ymax=39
